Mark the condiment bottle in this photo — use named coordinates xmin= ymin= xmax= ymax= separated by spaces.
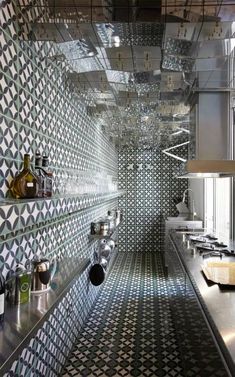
xmin=10 ymin=154 xmax=39 ymax=199
xmin=42 ymin=155 xmax=53 ymax=197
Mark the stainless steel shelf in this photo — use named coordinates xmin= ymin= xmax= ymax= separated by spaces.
xmin=0 ymin=257 xmax=90 ymax=375
xmin=0 ymin=191 xmax=126 ymax=237
xmin=88 ymin=221 xmax=122 ymax=241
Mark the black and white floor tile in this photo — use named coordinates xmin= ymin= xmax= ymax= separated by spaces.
xmin=61 ymin=252 xmax=228 ymax=377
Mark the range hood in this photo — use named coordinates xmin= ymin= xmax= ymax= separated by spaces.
xmin=178 ymin=160 xmax=235 ymax=178
xmin=178 ymin=92 xmax=235 ymax=179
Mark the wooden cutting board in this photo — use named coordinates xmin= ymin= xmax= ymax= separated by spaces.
xmin=202 ymin=261 xmax=235 ymax=285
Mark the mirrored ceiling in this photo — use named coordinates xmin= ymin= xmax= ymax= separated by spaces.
xmin=18 ymin=0 xmax=235 ymax=149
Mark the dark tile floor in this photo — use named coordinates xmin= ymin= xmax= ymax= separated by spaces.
xmin=61 ymin=252 xmax=228 ymax=377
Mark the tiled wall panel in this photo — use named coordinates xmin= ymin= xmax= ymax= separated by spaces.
xmin=1 ymin=0 xmax=188 ymax=374
xmin=0 ymin=3 xmax=117 ymax=196
xmin=118 ymin=147 xmax=188 ymax=252
xmin=0 ymin=1 xmax=118 ymax=375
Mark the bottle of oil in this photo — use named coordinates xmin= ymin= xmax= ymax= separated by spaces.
xmin=34 ymin=152 xmax=47 ymax=198
xmin=42 ymin=155 xmax=53 ymax=197
xmin=11 ymin=154 xmax=39 ymax=199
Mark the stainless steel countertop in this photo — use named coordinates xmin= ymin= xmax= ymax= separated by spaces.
xmin=170 ymin=231 xmax=235 ymax=375
xmin=0 ymin=257 xmax=90 ymax=374
xmin=166 ymin=214 xmax=202 ymax=222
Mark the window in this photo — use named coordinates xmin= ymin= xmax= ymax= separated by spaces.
xmin=204 ymin=178 xmax=214 ymax=234
xmin=204 ymin=178 xmax=231 ymax=241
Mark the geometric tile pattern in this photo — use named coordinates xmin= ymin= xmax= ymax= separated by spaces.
xmin=0 ymin=197 xmax=119 ymax=279
xmin=0 ymin=1 xmax=118 ymax=375
xmin=0 ymin=1 xmax=118 ymax=199
xmin=0 ymin=3 xmax=227 ymax=377
xmin=61 ymin=252 xmax=228 ymax=377
xmin=118 ymin=147 xmax=188 ymax=252
xmin=0 ymin=191 xmax=124 ymax=238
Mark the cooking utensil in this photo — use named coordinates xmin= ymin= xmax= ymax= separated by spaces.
xmin=220 ymin=249 xmax=235 ymax=257
xmin=106 ymin=239 xmax=116 ymax=251
xmin=99 ymin=220 xmax=109 ymax=236
xmin=99 ymin=243 xmax=111 ymax=260
xmin=201 ymin=249 xmax=235 ymax=258
xmin=210 ymin=241 xmax=227 ymax=248
xmin=197 ymin=244 xmax=216 ymax=252
xmin=205 ymin=234 xmax=218 ymax=240
xmin=31 ymin=256 xmax=57 ymax=293
xmin=91 ymin=222 xmax=99 ymax=235
xmin=89 ymin=264 xmax=105 ymax=286
xmin=189 ymin=236 xmax=208 ymax=243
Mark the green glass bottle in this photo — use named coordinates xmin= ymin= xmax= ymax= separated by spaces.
xmin=11 ymin=154 xmax=39 ymax=199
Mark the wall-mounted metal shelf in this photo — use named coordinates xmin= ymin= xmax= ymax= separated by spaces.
xmin=0 ymin=191 xmax=125 ymax=237
xmin=89 ymin=221 xmax=122 ymax=241
xmin=0 ymin=257 xmax=90 ymax=375
xmin=89 ymin=234 xmax=114 ymax=240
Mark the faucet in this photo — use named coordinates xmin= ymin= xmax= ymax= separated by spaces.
xmin=182 ymin=189 xmax=197 ymax=220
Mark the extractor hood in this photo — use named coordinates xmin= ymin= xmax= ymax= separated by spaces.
xmin=178 ymin=92 xmax=235 ymax=179
xmin=178 ymin=160 xmax=235 ymax=178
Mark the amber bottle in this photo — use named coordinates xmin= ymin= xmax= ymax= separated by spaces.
xmin=11 ymin=154 xmax=39 ymax=199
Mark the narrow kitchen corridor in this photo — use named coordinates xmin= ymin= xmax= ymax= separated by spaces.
xmin=61 ymin=252 xmax=227 ymax=377
xmin=2 ymin=1 xmax=235 ymax=376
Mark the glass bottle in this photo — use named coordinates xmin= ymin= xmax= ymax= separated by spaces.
xmin=11 ymin=154 xmax=39 ymax=199
xmin=34 ymin=152 xmax=47 ymax=198
xmin=42 ymin=155 xmax=53 ymax=197
xmin=107 ymin=210 xmax=115 ymax=232
xmin=0 ymin=273 xmax=5 ymax=325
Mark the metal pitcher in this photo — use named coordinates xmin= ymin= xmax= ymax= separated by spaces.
xmin=31 ymin=256 xmax=57 ymax=293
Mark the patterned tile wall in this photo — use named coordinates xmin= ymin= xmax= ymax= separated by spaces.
xmin=0 ymin=1 xmax=117 ymax=197
xmin=118 ymin=147 xmax=188 ymax=252
xmin=1 ymin=0 xmax=188 ymax=374
xmin=0 ymin=0 xmax=118 ymax=375
xmin=0 ymin=191 xmax=124 ymax=238
xmin=0 ymin=199 xmax=118 ymax=280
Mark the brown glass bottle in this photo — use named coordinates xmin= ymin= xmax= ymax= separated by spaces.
xmin=11 ymin=154 xmax=39 ymax=199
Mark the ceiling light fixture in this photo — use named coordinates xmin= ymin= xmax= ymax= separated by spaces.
xmin=171 ymin=127 xmax=190 ymax=136
xmin=162 ymin=141 xmax=190 ymax=162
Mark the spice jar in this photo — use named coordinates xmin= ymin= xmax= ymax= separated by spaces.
xmin=99 ymin=221 xmax=109 ymax=236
